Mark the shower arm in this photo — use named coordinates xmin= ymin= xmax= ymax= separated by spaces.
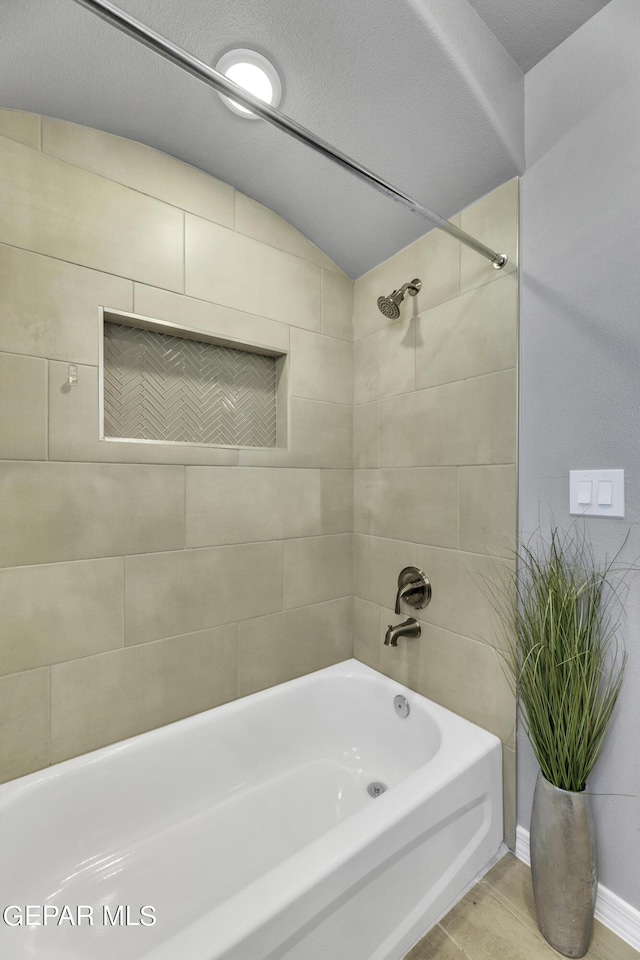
xmin=72 ymin=0 xmax=507 ymax=270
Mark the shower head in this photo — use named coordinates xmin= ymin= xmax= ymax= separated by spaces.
xmin=376 ymin=279 xmax=422 ymax=319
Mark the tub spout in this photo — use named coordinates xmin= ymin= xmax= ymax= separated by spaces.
xmin=384 ymin=618 xmax=421 ymax=647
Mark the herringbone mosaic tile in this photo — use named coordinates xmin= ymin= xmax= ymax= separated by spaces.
xmin=103 ymin=322 xmax=277 ymax=447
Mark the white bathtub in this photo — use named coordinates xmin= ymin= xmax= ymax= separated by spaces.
xmin=0 ymin=659 xmax=503 ymax=960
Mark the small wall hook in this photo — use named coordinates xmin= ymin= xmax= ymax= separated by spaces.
xmin=67 ymin=364 xmax=78 ymax=386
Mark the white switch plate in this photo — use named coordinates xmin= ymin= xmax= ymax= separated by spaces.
xmin=569 ymin=469 xmax=625 ymax=518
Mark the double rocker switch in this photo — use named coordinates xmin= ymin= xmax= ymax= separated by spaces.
xmin=569 ymin=470 xmax=624 ymax=518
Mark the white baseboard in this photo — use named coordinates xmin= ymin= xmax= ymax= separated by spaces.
xmin=515 ymin=826 xmax=640 ymax=952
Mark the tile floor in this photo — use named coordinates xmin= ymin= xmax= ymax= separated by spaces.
xmin=406 ymin=854 xmax=638 ymax=960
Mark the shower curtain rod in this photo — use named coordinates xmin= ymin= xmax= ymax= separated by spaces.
xmin=72 ymin=0 xmax=507 ymax=270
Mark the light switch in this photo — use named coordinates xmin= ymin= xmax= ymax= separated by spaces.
xmin=597 ymin=481 xmax=613 ymax=506
xmin=570 ymin=470 xmax=624 ymax=518
xmin=578 ymin=481 xmax=592 ymax=505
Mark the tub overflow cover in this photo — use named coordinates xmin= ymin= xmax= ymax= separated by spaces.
xmin=393 ymin=695 xmax=410 ymax=719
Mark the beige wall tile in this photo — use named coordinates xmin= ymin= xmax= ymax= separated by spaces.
xmin=322 ymin=269 xmax=353 ymax=340
xmin=322 ymin=469 xmax=353 ymax=535
xmin=0 ymin=136 xmax=184 ymax=291
xmin=459 ymin=465 xmax=517 ymax=557
xmin=133 ymin=284 xmax=289 ymax=354
xmin=48 ymin=361 xmax=239 ymax=466
xmin=460 ymin=178 xmax=519 ymax=293
xmin=50 ymin=625 xmax=238 ymax=763
xmin=185 ymin=466 xmax=322 ymax=547
xmin=353 ymin=596 xmax=381 ymax=669
xmin=239 ymin=398 xmax=352 ymax=468
xmin=353 ymin=222 xmax=459 ymax=341
xmin=353 ymin=402 xmax=379 ymax=468
xmin=0 ymin=461 xmax=185 ymax=567
xmin=354 ymin=317 xmax=414 ymax=404
xmin=0 ymin=244 xmax=133 ymax=364
xmin=354 ymin=468 xmax=458 ymax=547
xmin=0 ymin=353 xmax=47 ymax=460
xmin=416 ymin=272 xmax=518 ymax=390
xmin=235 ymin=192 xmax=342 ymax=274
xmin=0 ymin=558 xmax=123 ymax=676
xmin=0 ymin=109 xmax=40 ymax=149
xmin=0 ymin=668 xmax=50 ymax=783
xmin=124 ymin=541 xmax=282 ymax=644
xmin=368 ymin=599 xmax=515 ymax=742
xmin=415 ymin=622 xmax=515 ymax=745
xmin=237 ymin=598 xmax=352 ymax=696
xmin=284 ymin=535 xmax=352 ymax=609
xmin=42 ymin=118 xmax=235 ymax=228
xmin=410 ymin=224 xmax=463 ymax=309
xmin=290 ymin=328 xmax=352 ymax=404
xmin=353 ymin=534 xmax=416 ymax=608
xmin=379 ymin=370 xmax=517 ymax=467
xmin=414 ymin=544 xmax=512 ymax=646
xmin=185 ymin=214 xmax=321 ymax=330
xmin=503 ymin=745 xmax=517 ymax=849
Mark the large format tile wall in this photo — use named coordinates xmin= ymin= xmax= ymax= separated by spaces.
xmin=0 ymin=110 xmax=354 ymax=782
xmin=351 ymin=179 xmax=519 ymax=844
xmin=0 ymin=109 xmax=520 ymax=845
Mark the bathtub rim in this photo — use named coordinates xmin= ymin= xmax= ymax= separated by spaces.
xmin=0 ymin=658 xmax=499 ymax=806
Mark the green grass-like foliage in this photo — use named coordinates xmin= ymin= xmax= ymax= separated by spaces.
xmin=491 ymin=527 xmax=627 ymax=793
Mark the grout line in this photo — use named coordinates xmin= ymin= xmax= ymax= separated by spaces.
xmin=185 ymin=208 xmax=337 ymax=278
xmin=0 ymin=347 xmax=95 ymax=365
xmin=121 ymin=555 xmax=126 ymax=648
xmin=354 ymin=463 xmax=516 ymax=471
xmin=456 ymin=465 xmax=461 ymax=550
xmin=436 ymin=924 xmax=473 ymax=959
xmin=280 ymin=539 xmax=285 ymax=612
xmin=182 ymin=210 xmax=186 ymax=295
xmin=47 ymin=666 xmax=52 ymax=767
xmin=0 ymin=238 xmax=185 ymax=294
xmin=45 ymin=359 xmax=50 ymax=462
xmin=182 ymin=466 xmax=188 ymax=550
xmin=355 ymin=364 xmax=517 ymax=407
xmin=0 ymin=597 xmax=356 ymax=676
xmin=289 ymin=393 xmax=351 ymax=408
xmin=353 ymin=265 xmax=515 ymax=347
xmin=0 ymin=243 xmax=346 ymax=343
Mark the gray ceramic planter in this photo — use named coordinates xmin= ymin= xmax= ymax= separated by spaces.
xmin=530 ymin=771 xmax=597 ymax=957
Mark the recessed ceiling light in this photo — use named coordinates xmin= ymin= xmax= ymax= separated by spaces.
xmin=215 ymin=49 xmax=282 ymax=119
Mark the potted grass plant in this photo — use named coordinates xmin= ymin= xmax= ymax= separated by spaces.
xmin=489 ymin=526 xmax=628 ymax=958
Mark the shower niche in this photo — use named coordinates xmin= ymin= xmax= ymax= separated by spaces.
xmin=99 ymin=308 xmax=288 ymax=449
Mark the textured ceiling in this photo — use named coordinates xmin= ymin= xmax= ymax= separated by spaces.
xmin=467 ymin=0 xmax=612 ymax=72
xmin=0 ymin=0 xmax=609 ymax=276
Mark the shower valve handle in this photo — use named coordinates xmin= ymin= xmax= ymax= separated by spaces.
xmin=394 ymin=567 xmax=432 ymax=614
xmin=394 ymin=581 xmax=424 ymax=614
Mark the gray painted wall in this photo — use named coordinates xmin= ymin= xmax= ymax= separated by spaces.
xmin=519 ymin=0 xmax=640 ymax=908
